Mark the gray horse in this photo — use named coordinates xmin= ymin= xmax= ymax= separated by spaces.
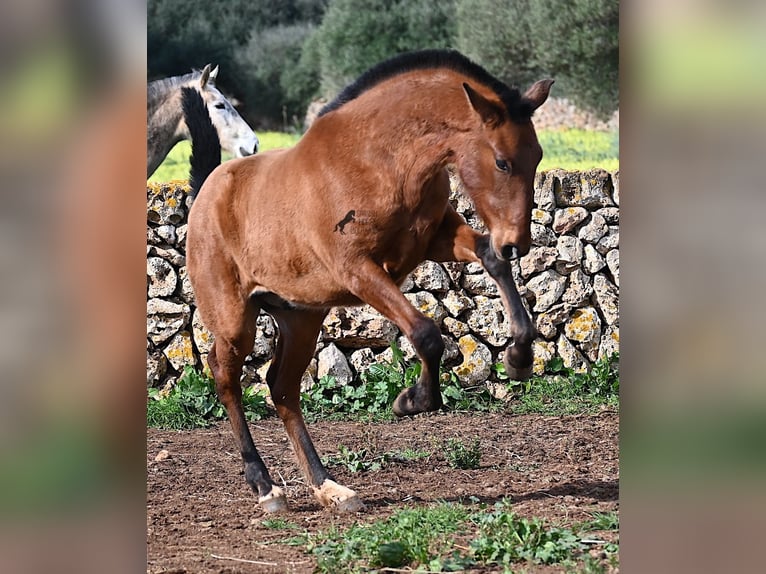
xmin=147 ymin=64 xmax=259 ymax=178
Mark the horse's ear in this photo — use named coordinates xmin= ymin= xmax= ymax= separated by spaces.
xmin=209 ymin=65 xmax=219 ymax=83
xmin=523 ymin=79 xmax=555 ymax=112
xmin=463 ymin=82 xmax=504 ymax=127
xmin=199 ymin=64 xmax=213 ymax=89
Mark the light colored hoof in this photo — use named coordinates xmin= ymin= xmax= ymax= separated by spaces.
xmin=259 ymin=486 xmax=288 ymax=514
xmin=313 ymin=479 xmax=366 ymax=513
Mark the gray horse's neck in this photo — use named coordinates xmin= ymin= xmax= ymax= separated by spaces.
xmin=147 ymin=73 xmax=197 ymax=177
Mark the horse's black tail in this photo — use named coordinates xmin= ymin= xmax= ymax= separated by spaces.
xmin=181 ymin=86 xmax=221 ymax=198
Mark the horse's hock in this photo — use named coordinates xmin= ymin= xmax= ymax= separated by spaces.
xmin=146 ymin=170 xmax=619 ymax=391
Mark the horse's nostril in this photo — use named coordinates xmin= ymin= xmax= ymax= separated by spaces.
xmin=500 ymin=244 xmax=519 ymax=260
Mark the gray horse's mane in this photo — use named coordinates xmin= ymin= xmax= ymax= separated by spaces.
xmin=147 ymin=70 xmax=203 ymax=114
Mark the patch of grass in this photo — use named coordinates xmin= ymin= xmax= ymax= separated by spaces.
xmin=444 ymin=438 xmax=482 ymax=470
xmin=321 ymin=444 xmax=386 ymax=473
xmin=304 ymin=502 xmax=472 ymax=573
xmin=470 ymin=501 xmax=586 ymax=566
xmin=580 ymin=511 xmax=619 ymax=532
xmin=498 ymin=353 xmax=619 ymax=416
xmin=149 ymin=128 xmax=615 ymax=183
xmin=261 ymin=517 xmax=299 ymax=530
xmin=300 ymin=500 xmax=613 ymax=572
xmin=148 ymin=131 xmax=301 ymax=183
xmin=147 ymin=365 xmax=270 ymax=429
xmin=538 ymin=128 xmax=619 ymax=172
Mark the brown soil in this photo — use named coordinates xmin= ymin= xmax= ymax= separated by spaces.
xmin=147 ymin=410 xmax=618 ymax=573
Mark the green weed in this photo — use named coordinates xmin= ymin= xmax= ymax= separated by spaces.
xmin=305 ymin=502 xmax=472 ymax=573
xmin=321 ymin=444 xmax=385 ymax=473
xmin=444 ymin=438 xmax=482 ymax=470
xmin=470 ymin=501 xmax=585 ymax=567
xmin=147 ymin=365 xmax=270 ymax=429
xmin=580 ymin=511 xmax=619 ymax=532
xmin=501 ymin=353 xmax=619 ymax=416
xmin=301 ymin=500 xmax=612 ymax=572
xmin=261 ymin=517 xmax=299 ymax=530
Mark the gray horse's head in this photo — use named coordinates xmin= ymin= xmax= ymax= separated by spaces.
xmin=189 ymin=64 xmax=259 ymax=157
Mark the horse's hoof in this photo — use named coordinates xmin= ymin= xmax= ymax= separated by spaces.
xmin=313 ymin=479 xmax=366 ymax=513
xmin=259 ymin=486 xmax=288 ymax=514
xmin=504 ymin=361 xmax=533 ymax=381
xmin=393 ymin=387 xmax=440 ymax=417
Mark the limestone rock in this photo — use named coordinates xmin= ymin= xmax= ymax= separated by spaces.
xmin=465 ymin=296 xmax=510 ymax=347
xmin=557 ymin=334 xmax=589 ymax=372
xmin=551 ymin=169 xmax=615 ymax=208
xmin=163 ymin=330 xmax=196 ymax=372
xmin=317 ymin=343 xmax=353 ymax=385
xmin=412 ymin=261 xmax=451 ymax=292
xmin=564 ymin=307 xmax=602 ymax=362
xmin=444 ymin=317 xmax=471 ymax=338
xmin=531 ymin=223 xmax=557 ymax=247
xmin=252 ymin=313 xmax=277 ymax=358
xmin=147 ymin=298 xmax=191 ymax=345
xmin=191 ymin=309 xmax=214 ymax=355
xmin=593 ymin=275 xmax=619 ymax=326
xmin=147 ymin=350 xmax=168 ymax=386
xmin=612 ymin=171 xmax=620 ymax=206
xmin=452 ymin=335 xmax=493 ymax=387
xmin=578 ymin=212 xmax=608 ymax=244
xmin=147 ymin=183 xmax=188 ymax=225
xmin=461 ymin=272 xmax=499 ymax=297
xmin=562 ymin=269 xmax=593 ymax=308
xmin=596 ymin=226 xmax=619 ymax=255
xmin=147 ymin=257 xmax=177 ymax=298
xmin=553 ymin=207 xmax=588 ymax=234
xmin=155 ymin=225 xmax=177 ymax=246
xmin=322 ymin=306 xmax=398 ymax=348
xmin=532 ymin=208 xmax=553 ymax=225
xmin=398 ymin=274 xmax=415 ymax=293
xmin=599 ymin=325 xmax=620 ymax=359
xmin=606 ymin=249 xmax=620 ymax=286
xmin=534 ymin=171 xmax=555 ymax=211
xmin=555 ymin=235 xmax=584 ymax=274
xmin=349 ymin=348 xmax=377 ymax=375
xmin=441 ymin=290 xmax=475 ymax=317
xmin=526 ymin=270 xmax=567 ymax=313
xmin=532 ymin=340 xmax=556 ymax=375
xmin=404 ymin=292 xmax=447 ymax=324
xmin=596 ymin=207 xmax=619 ymax=225
xmin=520 ymin=246 xmax=558 ymax=278
xmin=583 ymin=244 xmax=607 ymax=274
xmin=534 ymin=303 xmax=569 ymax=340
xmin=177 ymin=266 xmax=195 ymax=303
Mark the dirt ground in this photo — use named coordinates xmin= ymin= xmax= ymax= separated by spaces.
xmin=147 ymin=410 xmax=618 ymax=573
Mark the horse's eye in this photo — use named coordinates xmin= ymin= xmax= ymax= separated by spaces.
xmin=214 ymin=102 xmax=226 ymax=110
xmin=495 ymin=158 xmax=510 ymax=172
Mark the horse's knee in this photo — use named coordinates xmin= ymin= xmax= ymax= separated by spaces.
xmin=410 ymin=317 xmax=444 ymax=364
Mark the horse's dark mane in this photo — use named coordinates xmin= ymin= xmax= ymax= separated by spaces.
xmin=318 ymin=49 xmax=534 ymax=123
xmin=181 ymin=87 xmax=221 ymax=198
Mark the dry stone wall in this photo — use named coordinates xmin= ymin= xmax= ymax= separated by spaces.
xmin=147 ymin=169 xmax=619 ymax=391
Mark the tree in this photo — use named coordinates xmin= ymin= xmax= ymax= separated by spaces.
xmin=308 ymin=0 xmax=457 ymax=96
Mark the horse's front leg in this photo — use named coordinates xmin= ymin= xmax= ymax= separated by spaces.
xmin=426 ymin=207 xmax=536 ymax=380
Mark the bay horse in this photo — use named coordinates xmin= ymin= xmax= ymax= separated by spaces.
xmin=186 ymin=49 xmax=553 ymax=513
xmin=147 ymin=64 xmax=259 ymax=178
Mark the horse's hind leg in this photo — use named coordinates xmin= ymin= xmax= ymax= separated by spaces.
xmin=206 ymin=300 xmax=288 ymax=513
xmin=266 ymin=307 xmax=365 ymax=513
